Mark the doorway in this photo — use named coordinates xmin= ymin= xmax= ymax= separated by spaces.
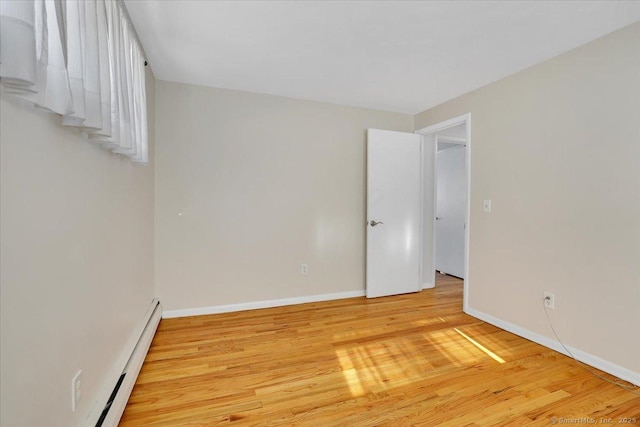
xmin=415 ymin=114 xmax=471 ymax=310
xmin=364 ymin=116 xmax=470 ymax=302
xmin=435 ymin=132 xmax=466 ymax=279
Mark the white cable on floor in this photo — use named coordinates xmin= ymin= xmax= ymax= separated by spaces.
xmin=542 ymin=298 xmax=640 ymax=396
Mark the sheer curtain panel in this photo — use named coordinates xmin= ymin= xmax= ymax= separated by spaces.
xmin=0 ymin=0 xmax=148 ymax=164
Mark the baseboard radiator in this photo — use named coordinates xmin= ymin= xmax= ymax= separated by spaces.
xmin=95 ymin=299 xmax=162 ymax=427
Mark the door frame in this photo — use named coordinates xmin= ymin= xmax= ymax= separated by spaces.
xmin=415 ymin=113 xmax=471 ymax=311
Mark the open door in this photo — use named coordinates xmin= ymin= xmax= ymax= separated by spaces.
xmin=366 ymin=129 xmax=422 ymax=298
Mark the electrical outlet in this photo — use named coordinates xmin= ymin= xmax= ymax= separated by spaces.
xmin=72 ymin=370 xmax=82 ymax=411
xmin=544 ymin=292 xmax=555 ymax=309
xmin=301 ymin=264 xmax=308 ymax=275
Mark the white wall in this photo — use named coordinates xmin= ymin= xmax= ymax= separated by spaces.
xmin=155 ymin=81 xmax=413 ymax=311
xmin=415 ymin=23 xmax=640 ymax=377
xmin=436 ymin=123 xmax=467 ymax=140
xmin=0 ymin=69 xmax=156 ymax=427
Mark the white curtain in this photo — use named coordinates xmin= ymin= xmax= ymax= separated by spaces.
xmin=0 ymin=0 xmax=148 ymax=164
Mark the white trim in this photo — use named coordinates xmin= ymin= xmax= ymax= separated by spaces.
xmin=415 ymin=113 xmax=471 ymax=312
xmin=162 ymin=290 xmax=366 ymax=319
xmin=431 ymin=138 xmax=437 ymax=288
xmin=465 ymin=307 xmax=640 ymax=387
xmin=418 ymin=140 xmax=425 ymax=291
xmin=463 ymin=114 xmax=471 ymax=311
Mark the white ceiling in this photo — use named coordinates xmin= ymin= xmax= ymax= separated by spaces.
xmin=125 ymin=1 xmax=640 ymax=114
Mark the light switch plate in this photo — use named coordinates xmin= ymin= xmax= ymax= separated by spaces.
xmin=483 ymin=200 xmax=492 ymax=213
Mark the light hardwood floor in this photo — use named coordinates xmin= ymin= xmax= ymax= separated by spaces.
xmin=120 ymin=274 xmax=640 ymax=426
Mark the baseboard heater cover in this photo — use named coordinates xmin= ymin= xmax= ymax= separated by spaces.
xmin=95 ymin=373 xmax=126 ymax=426
xmin=96 ymin=299 xmax=162 ymax=427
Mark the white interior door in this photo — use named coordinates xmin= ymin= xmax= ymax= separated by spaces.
xmin=435 ymin=145 xmax=466 ymax=278
xmin=366 ymin=129 xmax=422 ymax=298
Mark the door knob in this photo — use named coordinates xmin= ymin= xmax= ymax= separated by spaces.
xmin=370 ymin=220 xmax=384 ymax=227
xmin=436 ymin=217 xmax=442 ymax=220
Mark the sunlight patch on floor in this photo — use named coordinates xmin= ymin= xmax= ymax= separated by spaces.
xmin=421 ymin=330 xmax=469 ymax=365
xmin=411 ymin=317 xmax=448 ymax=327
xmin=335 ymin=337 xmax=429 ymax=397
xmin=340 ymin=367 xmax=365 ymax=397
xmin=455 ymin=325 xmax=519 ymax=358
xmin=454 ymin=328 xmax=505 ymax=364
xmin=335 ymin=322 xmax=508 ymax=399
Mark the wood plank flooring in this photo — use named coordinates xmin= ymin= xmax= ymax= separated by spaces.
xmin=120 ymin=274 xmax=640 ymax=426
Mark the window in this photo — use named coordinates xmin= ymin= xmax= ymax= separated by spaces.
xmin=0 ymin=0 xmax=148 ymax=164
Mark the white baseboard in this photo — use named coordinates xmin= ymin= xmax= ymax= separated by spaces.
xmin=163 ymin=290 xmax=366 ymax=319
xmin=465 ymin=307 xmax=640 ymax=387
xmin=422 ymin=282 xmax=435 ymax=290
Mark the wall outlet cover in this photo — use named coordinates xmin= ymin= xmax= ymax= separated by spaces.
xmin=544 ymin=292 xmax=555 ymax=309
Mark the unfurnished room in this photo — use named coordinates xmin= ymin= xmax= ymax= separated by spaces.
xmin=1 ymin=1 xmax=639 ymax=426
